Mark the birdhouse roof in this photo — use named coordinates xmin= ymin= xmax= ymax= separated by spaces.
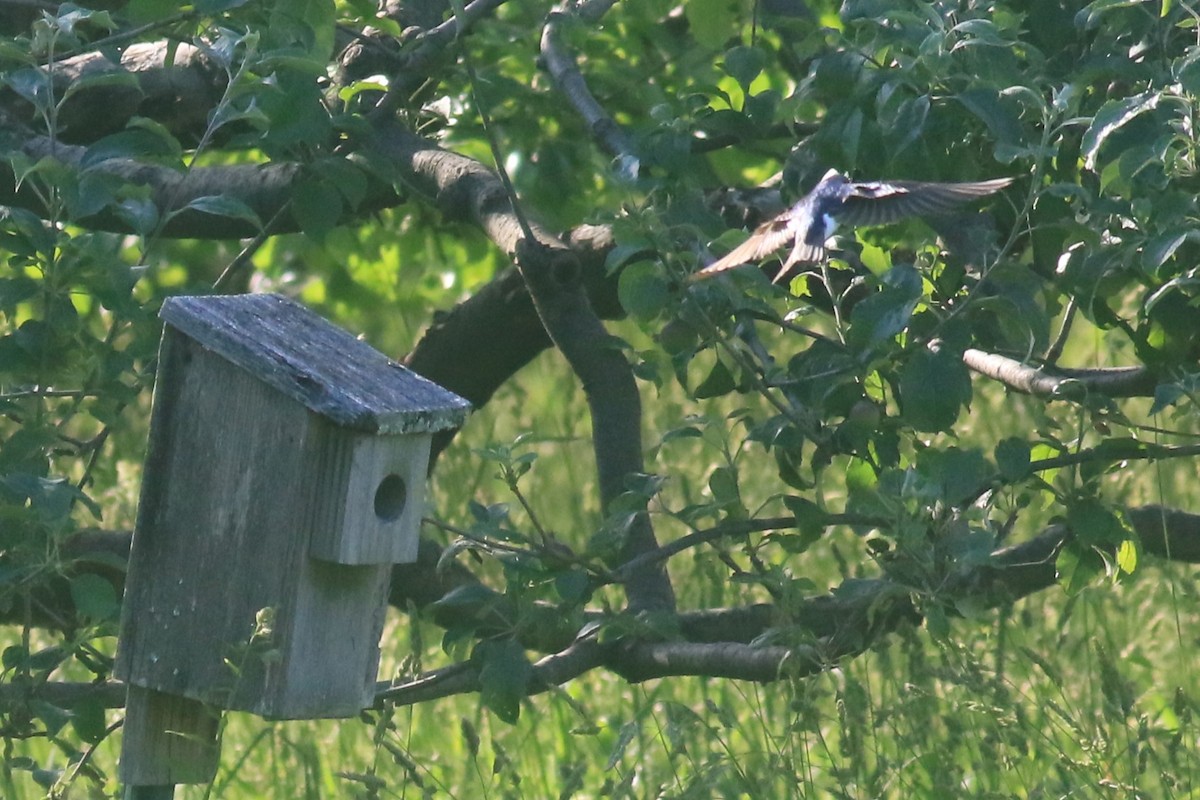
xmin=160 ymin=294 xmax=470 ymax=434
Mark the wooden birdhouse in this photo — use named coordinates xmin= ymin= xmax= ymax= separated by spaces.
xmin=115 ymin=293 xmax=469 ymax=790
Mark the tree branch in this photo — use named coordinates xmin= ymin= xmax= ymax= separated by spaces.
xmin=374 ymin=0 xmax=510 ymax=113
xmin=9 ymin=505 xmax=1200 ymax=711
xmin=0 ymin=42 xmax=225 ymax=144
xmin=366 ymin=121 xmax=674 ymax=611
xmin=0 ymin=131 xmax=402 ymax=238
xmin=539 ymin=0 xmax=636 ymax=165
xmin=961 ymin=347 xmax=1158 ymax=398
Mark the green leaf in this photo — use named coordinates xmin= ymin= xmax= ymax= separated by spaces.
xmin=81 ymin=128 xmax=182 ymax=168
xmin=125 ymin=0 xmax=183 ymax=22
xmin=267 ymin=0 xmax=336 ymax=58
xmin=1116 ymin=538 xmax=1139 ymax=575
xmin=59 ymin=69 xmax=141 ymax=106
xmin=723 ymin=46 xmax=766 ymax=89
xmin=292 ymin=179 xmax=342 ymax=239
xmin=915 ymin=447 xmax=990 ymax=505
xmin=1056 ymin=543 xmax=1103 ymax=596
xmin=30 ymin=699 xmax=70 ymax=737
xmin=846 ymin=264 xmax=922 ymax=353
xmin=312 ymin=158 xmax=368 ymax=210
xmin=175 ymin=195 xmax=263 ymax=230
xmin=70 ymin=696 xmax=108 ymax=743
xmin=707 ymin=465 xmax=741 ymax=506
xmin=994 ymin=438 xmax=1031 ymax=482
xmin=431 ymin=583 xmax=500 ymax=611
xmin=686 ymin=0 xmax=737 ymax=49
xmin=4 ymin=68 xmax=53 ymax=115
xmin=115 ymin=196 xmax=160 ymax=235
xmin=940 ymin=524 xmax=996 ymax=568
xmin=477 ymin=638 xmax=532 ymax=724
xmin=880 ymin=93 xmax=930 ymax=159
xmin=554 ymin=569 xmax=590 ymax=604
xmin=1066 ymin=497 xmax=1128 ymax=547
xmin=1081 ymin=92 xmax=1160 ymax=171
xmin=69 ymin=574 xmax=119 ymax=623
xmin=899 ymin=347 xmax=972 ymax=433
xmin=2 ymin=645 xmax=29 ymax=670
xmin=693 ymin=359 xmax=735 ymax=399
xmin=783 ymin=495 xmax=828 ymax=538
xmin=957 ymin=88 xmax=1024 ymax=153
xmin=1150 ymin=381 xmax=1186 ymax=415
xmin=617 ymin=260 xmax=669 ymax=321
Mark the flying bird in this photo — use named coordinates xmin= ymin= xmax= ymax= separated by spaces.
xmin=691 ymin=170 xmax=1013 ymax=283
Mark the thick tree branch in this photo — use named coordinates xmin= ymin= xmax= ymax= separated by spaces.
xmin=0 ymin=131 xmax=400 ymax=238
xmin=512 ymin=238 xmax=675 ymax=613
xmin=366 ymin=121 xmax=674 ymax=611
xmin=0 ymin=42 xmax=224 ymax=144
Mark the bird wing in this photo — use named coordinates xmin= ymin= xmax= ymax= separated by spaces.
xmin=690 ymin=213 xmax=797 ymax=281
xmin=774 ymin=239 xmax=825 ymax=282
xmin=835 ymin=177 xmax=1013 ymax=227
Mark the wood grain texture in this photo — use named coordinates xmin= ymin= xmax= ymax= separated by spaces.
xmin=120 ymin=685 xmax=219 ymax=786
xmin=307 ymin=432 xmax=430 ymax=565
xmin=160 ymin=293 xmax=470 ymax=434
xmin=116 ymin=331 xmax=393 ymax=719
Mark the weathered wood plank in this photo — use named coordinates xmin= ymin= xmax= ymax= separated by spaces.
xmin=307 ymin=431 xmax=430 ymax=564
xmin=116 ymin=332 xmax=392 ymax=718
xmin=120 ymin=685 xmax=219 ymax=786
xmin=160 ymin=293 xmax=470 ymax=433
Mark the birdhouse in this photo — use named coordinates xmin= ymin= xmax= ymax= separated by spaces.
xmin=115 ymin=293 xmax=469 ymax=788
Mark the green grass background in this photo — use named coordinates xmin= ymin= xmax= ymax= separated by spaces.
xmin=3 ymin=311 xmax=1198 ymax=799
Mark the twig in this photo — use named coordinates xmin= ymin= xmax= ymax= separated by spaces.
xmin=374 ymin=634 xmax=606 ymax=707
xmin=1029 ymin=441 xmax=1200 ymax=473
xmin=1043 ymin=296 xmax=1076 ymax=364
xmin=609 ymin=512 xmax=890 ymax=583
xmin=421 ymin=516 xmax=533 ymax=558
xmin=212 ymin=204 xmax=291 ymax=291
xmin=374 ymin=0 xmax=510 ymax=115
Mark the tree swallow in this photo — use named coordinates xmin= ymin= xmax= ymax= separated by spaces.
xmin=691 ymin=169 xmax=1013 ymax=283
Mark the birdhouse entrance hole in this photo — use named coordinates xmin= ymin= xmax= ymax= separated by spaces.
xmin=374 ymin=473 xmax=407 ymax=521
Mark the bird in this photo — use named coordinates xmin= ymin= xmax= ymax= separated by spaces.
xmin=691 ymin=169 xmax=1013 ymax=284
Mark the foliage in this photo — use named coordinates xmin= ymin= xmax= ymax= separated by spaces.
xmin=0 ymin=0 xmax=1198 ymax=797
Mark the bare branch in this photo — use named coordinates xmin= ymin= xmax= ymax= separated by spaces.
xmin=1029 ymin=441 xmax=1200 ymax=474
xmin=539 ymin=0 xmax=636 ymax=165
xmin=364 ymin=119 xmax=546 ymax=256
xmin=0 ymin=679 xmax=126 ymax=710
xmin=612 ymin=641 xmax=820 ymax=683
xmin=609 ymin=512 xmax=889 ymax=585
xmin=961 ymin=347 xmax=1157 ymax=398
xmin=513 ymin=237 xmax=676 ymax=611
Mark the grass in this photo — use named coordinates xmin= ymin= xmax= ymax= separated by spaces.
xmin=4 ymin=312 xmax=1200 ymax=799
